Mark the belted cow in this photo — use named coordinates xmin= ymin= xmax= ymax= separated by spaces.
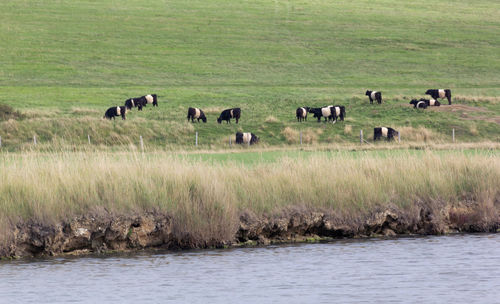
xmin=104 ymin=106 xmax=127 ymax=120
xmin=365 ymin=90 xmax=382 ymax=104
xmin=374 ymin=127 xmax=398 ymax=141
xmin=187 ymin=107 xmax=207 ymax=123
xmin=420 ymin=98 xmax=441 ymax=107
xmin=235 ymin=132 xmax=259 ymax=145
xmin=425 ymin=89 xmax=451 ymax=105
xmin=217 ymin=108 xmax=241 ymax=124
xmin=296 ymin=107 xmax=310 ymax=122
xmin=410 ymin=99 xmax=428 ymax=109
xmin=125 ymin=94 xmax=158 ymax=111
xmin=125 ymin=98 xmax=144 ymax=110
xmin=309 ymin=106 xmax=336 ymax=122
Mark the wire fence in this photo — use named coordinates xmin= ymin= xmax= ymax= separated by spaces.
xmin=0 ymin=129 xmax=461 ymax=151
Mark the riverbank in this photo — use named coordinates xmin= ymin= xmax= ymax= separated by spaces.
xmin=3 ymin=203 xmax=499 ymax=258
xmin=1 ymin=150 xmax=499 ymax=258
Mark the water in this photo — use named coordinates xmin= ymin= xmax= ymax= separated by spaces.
xmin=1 ymin=234 xmax=500 ymax=303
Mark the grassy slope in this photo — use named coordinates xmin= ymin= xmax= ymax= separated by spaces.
xmin=0 ymin=0 xmax=499 ymax=150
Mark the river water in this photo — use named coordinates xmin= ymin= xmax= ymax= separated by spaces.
xmin=1 ymin=234 xmax=499 ymax=303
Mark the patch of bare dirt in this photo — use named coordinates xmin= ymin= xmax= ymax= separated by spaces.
xmin=431 ymin=104 xmax=489 ymax=113
xmin=429 ymin=104 xmax=500 ymax=125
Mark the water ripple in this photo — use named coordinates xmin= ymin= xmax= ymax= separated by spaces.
xmin=1 ymin=234 xmax=500 ymax=303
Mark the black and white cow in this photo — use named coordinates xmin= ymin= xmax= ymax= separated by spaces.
xmin=125 ymin=98 xmax=144 ymax=110
xmin=365 ymin=90 xmax=382 ymax=104
xmin=410 ymin=99 xmax=428 ymax=109
xmin=374 ymin=127 xmax=398 ymax=141
xmin=125 ymin=94 xmax=158 ymax=111
xmin=235 ymin=132 xmax=259 ymax=145
xmin=187 ymin=107 xmax=207 ymax=123
xmin=217 ymin=108 xmax=241 ymax=124
xmin=310 ymin=106 xmax=336 ymax=122
xmin=296 ymin=107 xmax=310 ymax=122
xmin=420 ymin=98 xmax=441 ymax=107
xmin=425 ymin=89 xmax=451 ymax=105
xmin=104 ymin=106 xmax=127 ymax=120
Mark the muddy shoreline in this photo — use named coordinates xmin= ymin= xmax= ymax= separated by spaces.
xmin=2 ymin=204 xmax=499 ymax=259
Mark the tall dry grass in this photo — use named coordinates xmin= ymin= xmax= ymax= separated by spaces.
xmin=0 ymin=151 xmax=499 ymax=245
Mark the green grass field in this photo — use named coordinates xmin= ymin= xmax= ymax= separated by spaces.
xmin=0 ymin=0 xmax=499 ymax=150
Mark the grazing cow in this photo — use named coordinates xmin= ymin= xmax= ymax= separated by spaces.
xmin=374 ymin=127 xmax=398 ymax=141
xmin=217 ymin=108 xmax=241 ymax=124
xmin=310 ymin=106 xmax=335 ymax=122
xmin=235 ymin=132 xmax=259 ymax=145
xmin=104 ymin=106 xmax=127 ymax=120
xmin=296 ymin=107 xmax=310 ymax=122
xmin=410 ymin=99 xmax=428 ymax=109
xmin=125 ymin=98 xmax=143 ymax=110
xmin=425 ymin=89 xmax=451 ymax=105
xmin=365 ymin=90 xmax=382 ymax=104
xmin=187 ymin=107 xmax=207 ymax=123
xmin=125 ymin=94 xmax=158 ymax=111
xmin=420 ymin=98 xmax=441 ymax=107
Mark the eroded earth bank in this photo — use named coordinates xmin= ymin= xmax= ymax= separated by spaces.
xmin=2 ymin=202 xmax=499 ymax=259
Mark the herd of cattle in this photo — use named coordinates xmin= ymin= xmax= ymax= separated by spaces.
xmin=102 ymin=88 xmax=452 ymax=144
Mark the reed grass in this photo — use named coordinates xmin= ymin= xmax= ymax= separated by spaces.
xmin=1 ymin=150 xmax=499 ymax=246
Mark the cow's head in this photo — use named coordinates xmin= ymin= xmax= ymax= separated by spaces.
xmin=409 ymin=99 xmax=418 ymax=105
xmin=365 ymin=90 xmax=371 ymax=96
xmin=425 ymin=89 xmax=432 ymax=95
xmin=217 ymin=117 xmax=222 ymax=124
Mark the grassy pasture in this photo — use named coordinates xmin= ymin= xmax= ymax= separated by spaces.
xmin=0 ymin=0 xmax=499 ymax=150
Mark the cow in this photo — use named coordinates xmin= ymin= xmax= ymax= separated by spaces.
xmin=374 ymin=127 xmax=398 ymax=141
xmin=296 ymin=107 xmax=310 ymax=122
xmin=365 ymin=90 xmax=382 ymax=104
xmin=309 ymin=106 xmax=336 ymax=122
xmin=410 ymin=99 xmax=428 ymax=109
xmin=425 ymin=89 xmax=451 ymax=105
xmin=217 ymin=108 xmax=241 ymax=124
xmin=333 ymin=105 xmax=346 ymax=121
xmin=125 ymin=98 xmax=144 ymax=111
xmin=235 ymin=132 xmax=259 ymax=145
xmin=104 ymin=106 xmax=126 ymax=120
xmin=125 ymin=94 xmax=158 ymax=111
xmin=420 ymin=98 xmax=441 ymax=107
xmin=187 ymin=107 xmax=207 ymax=123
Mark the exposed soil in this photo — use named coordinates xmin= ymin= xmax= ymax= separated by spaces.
xmin=2 ymin=203 xmax=498 ymax=259
xmin=425 ymin=104 xmax=500 ymax=125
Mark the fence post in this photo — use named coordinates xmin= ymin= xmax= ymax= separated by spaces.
xmin=452 ymin=129 xmax=455 ymax=143
xmin=0 ymin=136 xmax=2 ymax=148
xmin=88 ymin=134 xmax=91 ymax=145
xmin=195 ymin=132 xmax=198 ymax=147
xmin=229 ymin=136 xmax=232 ymax=146
xmin=33 ymin=135 xmax=37 ymax=145
xmin=248 ymin=137 xmax=250 ymax=147
xmin=398 ymin=132 xmax=401 ymax=143
xmin=360 ymin=130 xmax=363 ymax=144
xmin=300 ymin=131 xmax=302 ymax=145
xmin=140 ymin=135 xmax=144 ymax=152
